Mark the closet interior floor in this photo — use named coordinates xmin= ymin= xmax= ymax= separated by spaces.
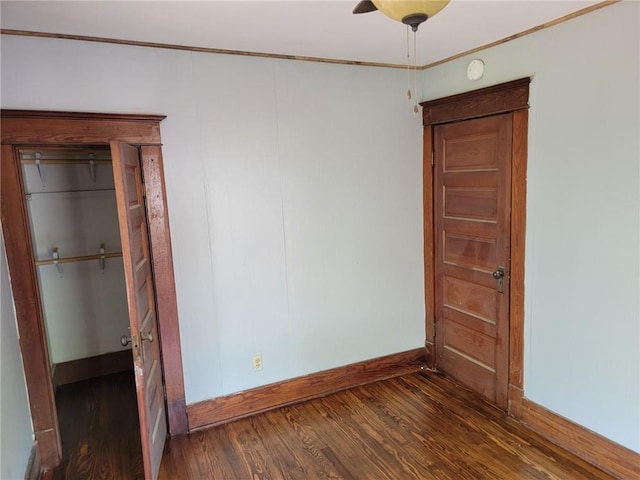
xmin=44 ymin=371 xmax=143 ymax=480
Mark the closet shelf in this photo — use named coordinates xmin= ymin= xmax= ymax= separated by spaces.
xmin=21 ymin=152 xmax=112 ymax=186
xmin=21 ymin=159 xmax=112 ymax=165
xmin=36 ymin=251 xmax=122 ymax=267
xmin=26 ymin=188 xmax=116 ymax=197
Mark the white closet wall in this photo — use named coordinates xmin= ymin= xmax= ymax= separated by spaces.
xmin=22 ymin=150 xmax=130 ymax=364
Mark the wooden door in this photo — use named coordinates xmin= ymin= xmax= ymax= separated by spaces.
xmin=433 ymin=114 xmax=512 ymax=408
xmin=111 ymin=141 xmax=167 ymax=480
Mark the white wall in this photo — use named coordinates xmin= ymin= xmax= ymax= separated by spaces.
xmin=0 ymin=35 xmax=425 ymax=404
xmin=1 ymin=233 xmax=34 ymax=479
xmin=420 ymin=2 xmax=639 ymax=452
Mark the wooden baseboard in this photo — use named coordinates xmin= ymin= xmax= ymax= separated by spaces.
xmin=520 ymin=398 xmax=640 ymax=480
xmin=34 ymin=428 xmax=61 ymax=471
xmin=187 ymin=348 xmax=425 ymax=431
xmin=424 ymin=340 xmax=436 ymax=369
xmin=167 ymin=397 xmax=189 ymax=436
xmin=507 ymin=384 xmax=524 ymax=419
xmin=24 ymin=442 xmax=40 ymax=480
xmin=52 ymin=349 xmax=132 ymax=387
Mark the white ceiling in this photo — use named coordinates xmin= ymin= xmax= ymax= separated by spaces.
xmin=1 ymin=1 xmax=603 ymax=66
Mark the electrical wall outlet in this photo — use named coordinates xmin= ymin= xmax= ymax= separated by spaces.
xmin=252 ymin=355 xmax=263 ymax=371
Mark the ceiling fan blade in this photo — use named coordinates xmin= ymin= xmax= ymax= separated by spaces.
xmin=353 ymin=0 xmax=378 ymax=14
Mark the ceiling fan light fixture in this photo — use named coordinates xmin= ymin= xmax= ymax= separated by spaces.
xmin=371 ymin=0 xmax=450 ymax=30
xmin=402 ymin=13 xmax=428 ymax=32
xmin=353 ymin=0 xmax=450 ymax=113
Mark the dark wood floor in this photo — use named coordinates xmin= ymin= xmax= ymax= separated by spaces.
xmin=160 ymin=372 xmax=613 ymax=480
xmin=45 ymin=371 xmax=144 ymax=480
xmin=46 ymin=371 xmax=614 ymax=480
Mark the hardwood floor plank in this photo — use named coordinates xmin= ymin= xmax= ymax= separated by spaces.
xmin=161 ymin=372 xmax=614 ymax=480
xmin=256 ymin=410 xmax=331 ymax=480
xmin=401 ymin=374 xmax=613 ymax=479
xmin=313 ymin=392 xmax=438 ymax=479
xmin=351 ymin=383 xmax=472 ymax=479
xmin=228 ymin=416 xmax=284 ymax=479
xmin=47 ymin=372 xmax=144 ymax=480
xmin=305 ymin=398 xmax=401 ymax=479
xmin=278 ymin=405 xmax=352 ymax=479
xmin=367 ymin=381 xmax=502 ymax=479
xmin=318 ymin=447 xmax=357 ymax=480
xmin=159 ymin=433 xmax=200 ymax=480
xmin=50 ymin=370 xmax=616 ymax=479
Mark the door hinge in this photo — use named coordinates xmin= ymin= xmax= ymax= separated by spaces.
xmin=432 ymin=318 xmax=436 ymax=339
xmin=141 ymin=182 xmax=147 ymax=198
xmin=431 ymin=150 xmax=434 ymax=167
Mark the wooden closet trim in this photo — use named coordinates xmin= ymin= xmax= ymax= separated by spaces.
xmin=422 ymin=127 xmax=436 ymax=368
xmin=421 ymin=77 xmax=530 ymax=125
xmin=1 ymin=142 xmax=60 ymax=467
xmin=420 ymin=78 xmax=530 ymax=414
xmin=140 ymin=144 xmax=188 ymax=434
xmin=0 ymin=110 xmax=188 ymax=470
xmin=1 ymin=110 xmax=164 ymax=145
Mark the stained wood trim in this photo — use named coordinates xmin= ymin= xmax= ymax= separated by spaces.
xmin=420 ymin=1 xmax=618 ymax=70
xmin=420 ymin=78 xmax=530 ymax=126
xmin=187 ymin=348 xmax=425 ymax=431
xmin=1 ymin=110 xmax=165 ymax=122
xmin=422 ymin=128 xmax=435 ymax=368
xmin=0 ymin=29 xmax=409 ymax=71
xmin=507 ymin=384 xmax=524 ymax=420
xmin=508 ymin=108 xmax=528 ymax=393
xmin=140 ymin=145 xmax=188 ymax=435
xmin=32 ymin=431 xmax=59 ymax=475
xmin=52 ymin=350 xmax=133 ymax=388
xmin=1 ymin=111 xmax=186 ymax=468
xmin=520 ymin=398 xmax=640 ymax=480
xmin=0 ymin=144 xmax=63 ymax=467
xmin=25 ymin=442 xmax=41 ymax=480
xmin=0 ymin=110 xmax=164 ymax=145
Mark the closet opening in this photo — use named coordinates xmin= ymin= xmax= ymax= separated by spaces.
xmin=20 ymin=146 xmax=144 ymax=476
xmin=1 ymin=110 xmax=187 ymax=477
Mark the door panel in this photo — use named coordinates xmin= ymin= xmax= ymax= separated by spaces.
xmin=434 ymin=114 xmax=512 ymax=408
xmin=444 ymin=232 xmax=496 ymax=270
xmin=444 ymin=186 xmax=498 ymax=220
xmin=111 ymin=141 xmax=166 ymax=480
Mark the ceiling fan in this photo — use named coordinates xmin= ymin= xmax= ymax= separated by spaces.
xmin=353 ymin=1 xmax=451 ymax=114
xmin=352 ymin=0 xmax=450 ymax=31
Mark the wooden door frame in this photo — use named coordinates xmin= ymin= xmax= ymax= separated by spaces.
xmin=420 ymin=78 xmax=530 ymax=416
xmin=0 ymin=110 xmax=188 ymax=471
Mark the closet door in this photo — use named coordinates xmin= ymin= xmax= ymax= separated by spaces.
xmin=111 ymin=141 xmax=166 ymax=480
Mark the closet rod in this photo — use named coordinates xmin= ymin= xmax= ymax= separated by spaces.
xmin=36 ymin=251 xmax=122 ymax=267
xmin=26 ymin=188 xmax=116 ymax=196
xmin=21 ymin=159 xmax=111 ymax=165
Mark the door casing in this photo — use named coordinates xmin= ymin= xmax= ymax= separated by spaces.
xmin=0 ymin=110 xmax=188 ymax=470
xmin=420 ymin=78 xmax=530 ymax=416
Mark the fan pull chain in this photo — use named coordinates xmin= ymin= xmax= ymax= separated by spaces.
xmin=406 ymin=25 xmax=412 ymax=101
xmin=413 ymin=29 xmax=419 ymax=115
